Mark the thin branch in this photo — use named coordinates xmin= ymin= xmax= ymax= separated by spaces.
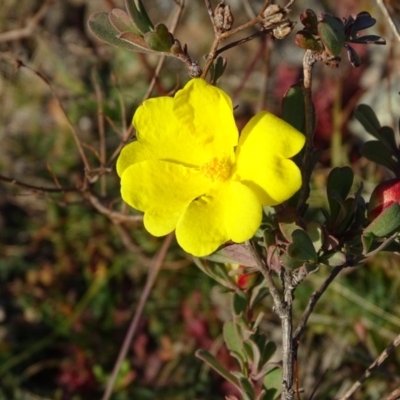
xmin=0 ymin=174 xmax=77 ymax=193
xmin=0 ymin=0 xmax=53 ymax=43
xmin=215 ymin=30 xmax=265 ymax=57
xmin=204 ymin=0 xmax=217 ymax=33
xmin=85 ymin=190 xmax=143 ymax=224
xmin=101 ymin=233 xmax=174 ymax=400
xmin=338 ymin=332 xmax=400 ymax=400
xmin=375 ymin=0 xmax=400 ymax=42
xmin=247 ymin=242 xmax=283 ymax=311
xmin=248 ymin=241 xmax=295 ymax=399
xmin=381 ymin=386 xmax=400 ymax=400
xmin=293 ymin=264 xmax=345 ymax=343
xmin=201 ymin=15 xmax=263 ymax=79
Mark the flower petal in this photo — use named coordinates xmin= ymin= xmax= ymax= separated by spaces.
xmin=117 ymin=96 xmax=201 ymax=177
xmin=176 ymin=181 xmax=262 ymax=256
xmin=234 ymin=111 xmax=305 ymax=205
xmin=117 ymin=78 xmax=238 ymax=177
xmin=120 ymin=160 xmax=210 ymax=236
xmin=173 ymin=79 xmax=238 ymax=157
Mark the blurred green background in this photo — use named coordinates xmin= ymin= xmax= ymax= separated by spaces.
xmin=0 ymin=0 xmax=400 ymax=399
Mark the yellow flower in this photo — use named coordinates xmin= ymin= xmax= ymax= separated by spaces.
xmin=117 ymin=79 xmax=305 ymax=257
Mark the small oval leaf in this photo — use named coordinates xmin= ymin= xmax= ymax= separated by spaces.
xmin=109 ymin=9 xmax=141 ymax=35
xmin=318 ymin=14 xmax=345 ymax=56
xmin=287 ymin=230 xmax=318 ymax=262
xmin=364 ymin=203 xmax=400 ymax=237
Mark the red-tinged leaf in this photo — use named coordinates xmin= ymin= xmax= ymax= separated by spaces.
xmin=300 ymin=9 xmax=318 ymax=32
xmin=88 ymin=12 xmax=139 ymax=51
xmin=118 ymin=31 xmax=166 ymax=55
xmin=205 ymin=244 xmax=257 ymax=267
xmin=295 ymin=30 xmax=324 ymax=52
xmin=109 ymin=9 xmax=142 ymax=35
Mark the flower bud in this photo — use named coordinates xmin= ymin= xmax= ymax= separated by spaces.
xmin=368 ymin=178 xmax=400 ymax=220
xmin=214 ymin=1 xmax=234 ymax=32
xmin=273 ymin=21 xmax=295 ymax=40
xmin=226 ymin=263 xmax=258 ymax=291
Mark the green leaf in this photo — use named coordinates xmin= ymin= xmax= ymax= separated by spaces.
xmin=196 ymin=349 xmax=241 ymax=390
xmin=193 ymin=258 xmax=237 ymax=290
xmin=379 ymin=126 xmax=398 ymax=153
xmin=239 ymin=377 xmax=255 ymax=400
xmin=243 ymin=340 xmax=255 ymax=364
xmin=118 ymin=31 xmax=165 ymax=54
xmin=277 ymin=207 xmax=303 ymax=242
xmin=212 ymin=56 xmax=227 ymax=84
xmin=364 ymin=203 xmax=400 ymax=237
xmin=295 ymin=30 xmax=324 ymax=52
xmin=282 ymin=84 xmax=306 ymax=133
xmin=327 ymin=166 xmax=354 ymax=221
xmin=259 ymin=341 xmax=276 ymax=370
xmin=205 ymin=244 xmax=257 ymax=267
xmin=361 ymin=231 xmax=375 ymax=253
xmin=318 ymin=14 xmax=345 ymax=56
xmin=249 ymin=283 xmax=269 ymax=310
xmin=354 ymin=104 xmax=381 ymax=139
xmin=109 ymin=8 xmax=141 ymax=35
xmin=279 ymin=252 xmax=304 ymax=270
xmin=88 ymin=12 xmax=140 ymax=51
xmin=125 ymin=0 xmax=153 ymax=34
xmin=263 ymin=367 xmax=282 ymax=400
xmin=223 ymin=321 xmax=246 ymax=363
xmin=306 ymin=221 xmax=324 ymax=252
xmin=362 ymin=141 xmax=399 ymax=173
xmin=320 ymin=251 xmax=346 ymax=267
xmin=144 ymin=23 xmax=174 ymax=52
xmin=233 ymin=291 xmax=248 ymax=316
xmin=287 ymin=230 xmax=318 ymax=262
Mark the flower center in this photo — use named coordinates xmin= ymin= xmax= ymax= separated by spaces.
xmin=200 ymin=157 xmax=232 ymax=182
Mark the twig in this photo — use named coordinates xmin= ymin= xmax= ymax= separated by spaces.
xmin=293 ymin=264 xmax=345 ymax=343
xmin=101 ymin=233 xmax=174 ymax=400
xmin=0 ymin=0 xmax=53 ymax=43
xmin=375 ymin=0 xmax=400 ymax=42
xmin=338 ymin=332 xmax=400 ymax=400
xmin=204 ymin=0 xmax=217 ymax=33
xmin=381 ymin=386 xmax=400 ymax=400
xmin=215 ymin=30 xmax=265 ymax=57
xmin=0 ymin=174 xmax=77 ymax=193
xmin=248 ymin=241 xmax=295 ymax=399
xmin=84 ymin=190 xmax=142 ymax=224
xmin=201 ymin=15 xmax=263 ymax=78
xmin=281 ymin=270 xmax=295 ymax=400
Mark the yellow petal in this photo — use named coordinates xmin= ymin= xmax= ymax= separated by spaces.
xmin=234 ymin=111 xmax=305 ymax=205
xmin=117 ymin=97 xmax=203 ymax=177
xmin=176 ymin=181 xmax=262 ymax=256
xmin=173 ymin=79 xmax=238 ymax=158
xmin=120 ymin=160 xmax=210 ymax=236
xmin=117 ymin=79 xmax=238 ymax=177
